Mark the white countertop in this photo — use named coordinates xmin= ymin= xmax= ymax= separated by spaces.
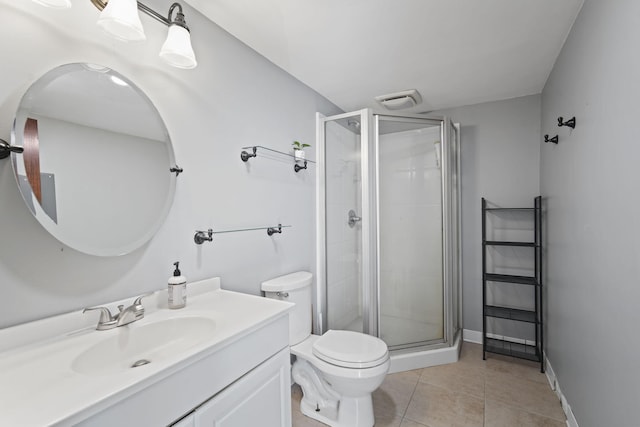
xmin=0 ymin=278 xmax=293 ymax=426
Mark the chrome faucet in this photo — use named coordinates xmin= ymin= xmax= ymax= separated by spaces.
xmin=83 ymin=292 xmax=154 ymax=331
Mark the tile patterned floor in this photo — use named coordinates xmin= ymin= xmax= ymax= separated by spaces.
xmin=291 ymin=342 xmax=566 ymax=427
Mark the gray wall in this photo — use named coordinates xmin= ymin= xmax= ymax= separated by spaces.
xmin=541 ymin=0 xmax=640 ymax=426
xmin=436 ymin=95 xmax=542 ymax=334
xmin=0 ymin=0 xmax=341 ymax=328
xmin=0 ymin=2 xmax=544 ymax=341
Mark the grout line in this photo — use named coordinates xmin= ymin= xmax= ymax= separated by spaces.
xmin=401 ymin=416 xmax=431 ymax=427
xmin=418 ymin=375 xmax=486 ymax=402
xmin=401 ymin=370 xmax=422 ymax=419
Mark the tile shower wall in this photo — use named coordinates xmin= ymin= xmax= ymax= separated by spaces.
xmin=0 ymin=0 xmax=341 ymax=328
xmin=325 ymin=121 xmax=361 ymax=330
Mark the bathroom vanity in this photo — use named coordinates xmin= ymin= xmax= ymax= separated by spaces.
xmin=0 ymin=278 xmax=293 ymax=427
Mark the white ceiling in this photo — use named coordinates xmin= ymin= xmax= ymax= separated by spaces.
xmin=186 ymin=0 xmax=584 ymax=113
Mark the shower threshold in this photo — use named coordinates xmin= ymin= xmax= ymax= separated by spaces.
xmin=339 ymin=316 xmax=461 ymax=373
xmin=389 ymin=329 xmax=461 ymax=373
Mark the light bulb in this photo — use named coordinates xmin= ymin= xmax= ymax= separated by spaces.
xmin=160 ymin=25 xmax=197 ymax=69
xmin=97 ymin=0 xmax=145 ymax=42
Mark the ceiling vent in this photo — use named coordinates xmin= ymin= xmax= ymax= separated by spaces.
xmin=374 ymin=89 xmax=422 ymax=110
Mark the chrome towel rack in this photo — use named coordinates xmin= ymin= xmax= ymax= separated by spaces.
xmin=240 ymin=145 xmax=315 ymax=173
xmin=194 ymin=224 xmax=291 ymax=244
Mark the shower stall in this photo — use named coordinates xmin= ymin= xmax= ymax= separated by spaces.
xmin=316 ymin=109 xmax=461 ymax=372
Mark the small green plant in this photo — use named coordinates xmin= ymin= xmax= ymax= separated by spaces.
xmin=292 ymin=141 xmax=311 ymax=150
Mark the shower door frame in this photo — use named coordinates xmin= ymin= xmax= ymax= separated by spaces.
xmin=316 ymin=109 xmax=376 ymax=335
xmin=317 ymin=110 xmax=461 ymax=350
xmin=374 ymin=113 xmax=459 ymax=349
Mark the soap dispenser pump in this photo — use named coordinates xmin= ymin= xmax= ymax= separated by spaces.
xmin=168 ymin=261 xmax=187 ymax=309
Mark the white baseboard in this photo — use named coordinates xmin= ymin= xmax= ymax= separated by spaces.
xmin=463 ymin=329 xmax=482 ymax=343
xmin=463 ymin=329 xmax=535 ymax=346
xmin=544 ymin=353 xmax=579 ymax=427
xmin=463 ymin=330 xmax=579 ymax=427
xmin=544 ymin=352 xmax=557 ymax=391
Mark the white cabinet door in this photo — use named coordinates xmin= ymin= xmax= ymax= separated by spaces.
xmin=195 ymin=348 xmax=291 ymax=427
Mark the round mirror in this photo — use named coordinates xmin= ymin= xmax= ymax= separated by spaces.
xmin=10 ymin=63 xmax=176 ymax=256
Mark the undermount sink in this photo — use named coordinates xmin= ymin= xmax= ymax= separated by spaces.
xmin=72 ymin=316 xmax=216 ymax=376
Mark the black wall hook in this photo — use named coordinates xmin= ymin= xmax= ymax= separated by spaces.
xmin=241 ymin=146 xmax=257 ymax=162
xmin=267 ymin=224 xmax=283 ymax=236
xmin=294 ymin=161 xmax=308 ymax=173
xmin=544 ymin=135 xmax=559 ymax=144
xmin=557 ymin=116 xmax=576 ymax=129
xmin=170 ymin=165 xmax=184 ymax=176
xmin=0 ymin=138 xmax=24 ymax=160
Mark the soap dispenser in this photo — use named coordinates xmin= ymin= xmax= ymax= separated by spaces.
xmin=168 ymin=261 xmax=187 ymax=309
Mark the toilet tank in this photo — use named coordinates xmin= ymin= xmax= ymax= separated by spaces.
xmin=261 ymin=271 xmax=312 ymax=345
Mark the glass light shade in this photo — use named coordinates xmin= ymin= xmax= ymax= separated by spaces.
xmin=97 ymin=0 xmax=146 ymax=42
xmin=160 ymin=25 xmax=197 ymax=69
xmin=32 ymin=0 xmax=72 ymax=8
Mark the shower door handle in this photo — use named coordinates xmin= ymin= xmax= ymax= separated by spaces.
xmin=348 ymin=210 xmax=361 ymax=228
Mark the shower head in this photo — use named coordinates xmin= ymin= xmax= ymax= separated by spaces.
xmin=347 ymin=119 xmax=360 ymax=130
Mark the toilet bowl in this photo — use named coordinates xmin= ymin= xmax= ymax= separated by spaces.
xmin=262 ymin=271 xmax=389 ymax=427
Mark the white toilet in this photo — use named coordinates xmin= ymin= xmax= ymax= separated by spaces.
xmin=262 ymin=271 xmax=390 ymax=427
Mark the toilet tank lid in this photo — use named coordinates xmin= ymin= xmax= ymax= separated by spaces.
xmin=261 ymin=271 xmax=313 ymax=292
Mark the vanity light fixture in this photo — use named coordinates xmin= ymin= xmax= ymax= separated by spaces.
xmin=95 ymin=0 xmax=197 ymax=69
xmin=32 ymin=0 xmax=72 ymax=9
xmin=33 ymin=0 xmax=197 ymax=69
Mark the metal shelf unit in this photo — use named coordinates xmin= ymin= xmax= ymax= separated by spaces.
xmin=482 ymin=196 xmax=544 ymax=372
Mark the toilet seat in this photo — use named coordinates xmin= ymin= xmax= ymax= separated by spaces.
xmin=312 ymin=330 xmax=389 ymax=369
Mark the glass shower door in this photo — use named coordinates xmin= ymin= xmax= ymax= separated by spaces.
xmin=318 ymin=110 xmax=374 ymax=334
xmin=376 ymin=115 xmax=445 ymax=349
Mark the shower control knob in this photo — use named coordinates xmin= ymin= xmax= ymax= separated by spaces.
xmin=348 ymin=210 xmax=362 ymax=228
